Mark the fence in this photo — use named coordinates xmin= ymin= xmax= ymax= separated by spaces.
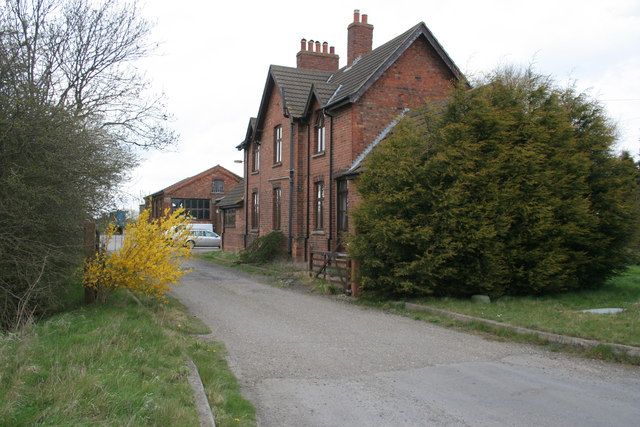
xmin=308 ymin=250 xmax=353 ymax=294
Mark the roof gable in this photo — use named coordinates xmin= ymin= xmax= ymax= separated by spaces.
xmin=240 ymin=21 xmax=465 ymax=150
xmin=152 ymin=165 xmax=241 ymax=196
xmin=327 ymin=22 xmax=465 ymax=108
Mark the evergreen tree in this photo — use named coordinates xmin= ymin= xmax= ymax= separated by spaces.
xmin=350 ymin=68 xmax=640 ymax=297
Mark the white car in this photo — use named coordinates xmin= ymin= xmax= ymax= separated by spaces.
xmin=186 ymin=230 xmax=221 ymax=248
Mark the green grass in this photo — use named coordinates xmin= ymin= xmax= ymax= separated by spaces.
xmin=354 ymin=299 xmax=640 ymax=365
xmin=0 ymin=285 xmax=255 ymax=426
xmin=410 ymin=266 xmax=640 ymax=347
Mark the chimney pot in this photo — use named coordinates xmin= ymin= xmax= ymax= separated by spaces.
xmin=353 ymin=9 xmax=360 ymax=23
xmin=300 ymin=38 xmax=307 ymax=51
xmin=330 ymin=46 xmax=335 ymax=54
xmin=322 ymin=41 xmax=328 ymax=54
xmin=315 ymin=41 xmax=321 ymax=52
xmin=347 ymin=12 xmax=373 ymax=65
xmin=308 ymin=39 xmax=314 ymax=51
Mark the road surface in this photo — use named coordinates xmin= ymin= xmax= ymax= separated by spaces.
xmin=173 ymin=258 xmax=640 ymax=426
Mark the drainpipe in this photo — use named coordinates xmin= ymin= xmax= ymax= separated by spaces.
xmin=244 ymin=146 xmax=249 ymax=248
xmin=288 ymin=120 xmax=295 ymax=256
xmin=305 ymin=121 xmax=311 ymax=261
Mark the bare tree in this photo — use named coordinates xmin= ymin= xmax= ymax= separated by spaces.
xmin=1 ymin=0 xmax=175 ymax=148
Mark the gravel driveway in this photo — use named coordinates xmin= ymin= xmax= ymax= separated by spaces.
xmin=173 ymin=258 xmax=640 ymax=426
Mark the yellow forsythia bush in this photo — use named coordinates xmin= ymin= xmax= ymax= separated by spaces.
xmin=84 ymin=208 xmax=192 ymax=300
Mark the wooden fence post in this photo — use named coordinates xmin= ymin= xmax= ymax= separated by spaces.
xmin=83 ymin=221 xmax=98 ymax=304
xmin=350 ymin=259 xmax=361 ymax=297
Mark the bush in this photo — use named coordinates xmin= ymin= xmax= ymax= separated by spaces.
xmin=238 ymin=231 xmax=286 ymax=264
xmin=84 ymin=209 xmax=191 ymax=301
xmin=350 ymin=68 xmax=640 ymax=298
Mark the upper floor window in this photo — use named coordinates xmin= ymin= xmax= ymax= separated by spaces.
xmin=274 ymin=125 xmax=282 ymax=164
xmin=315 ymin=182 xmax=324 ymax=230
xmin=315 ymin=114 xmax=325 ymax=153
xmin=252 ymin=144 xmax=260 ymax=172
xmin=213 ymin=179 xmax=224 ymax=193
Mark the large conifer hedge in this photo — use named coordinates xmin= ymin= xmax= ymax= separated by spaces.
xmin=350 ymin=69 xmax=640 ymax=297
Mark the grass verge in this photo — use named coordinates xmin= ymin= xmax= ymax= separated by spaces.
xmin=0 ymin=284 xmax=255 ymax=426
xmin=409 ymin=266 xmax=640 ymax=347
xmin=355 ymin=298 xmax=640 ymax=365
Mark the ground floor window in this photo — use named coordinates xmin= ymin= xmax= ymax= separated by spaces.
xmin=315 ymin=182 xmax=324 ymax=229
xmin=337 ymin=180 xmax=348 ymax=232
xmin=224 ymin=208 xmax=236 ymax=228
xmin=251 ymin=191 xmax=259 ymax=229
xmin=171 ymin=198 xmax=210 ymax=220
xmin=273 ymin=187 xmax=282 ymax=230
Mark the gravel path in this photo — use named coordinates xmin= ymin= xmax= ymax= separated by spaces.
xmin=173 ymin=258 xmax=640 ymax=426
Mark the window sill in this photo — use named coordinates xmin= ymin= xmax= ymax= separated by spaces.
xmin=311 ymin=230 xmax=325 ymax=235
xmin=224 ymin=225 xmax=236 ymax=229
xmin=272 ymin=162 xmax=282 ymax=168
xmin=312 ymin=151 xmax=326 ymax=158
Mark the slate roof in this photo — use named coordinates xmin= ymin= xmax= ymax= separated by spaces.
xmin=239 ymin=21 xmax=465 ymax=149
xmin=338 ymin=109 xmax=410 ymax=178
xmin=216 ymin=179 xmax=245 ymax=208
xmin=338 ymin=102 xmax=446 ymax=178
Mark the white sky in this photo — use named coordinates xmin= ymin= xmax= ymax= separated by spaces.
xmin=120 ymin=0 xmax=640 ymax=209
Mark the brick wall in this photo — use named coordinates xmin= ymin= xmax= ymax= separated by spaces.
xmin=237 ymin=34 xmax=457 ymax=262
xmin=352 ymin=36 xmax=455 ymax=159
xmin=149 ymin=166 xmax=240 ymax=233
xmin=245 ymin=86 xmax=292 ymax=252
xmin=221 ymin=205 xmax=245 ymax=251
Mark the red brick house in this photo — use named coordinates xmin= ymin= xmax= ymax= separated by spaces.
xmin=145 ymin=165 xmax=241 ymax=232
xmin=220 ymin=10 xmax=465 ymax=258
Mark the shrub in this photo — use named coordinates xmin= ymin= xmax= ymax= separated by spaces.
xmin=83 ymin=209 xmax=191 ymax=301
xmin=238 ymin=231 xmax=286 ymax=264
xmin=350 ymin=68 xmax=640 ymax=298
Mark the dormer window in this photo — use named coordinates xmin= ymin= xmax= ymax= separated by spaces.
xmin=213 ymin=179 xmax=224 ymax=193
xmin=315 ymin=114 xmax=325 ymax=153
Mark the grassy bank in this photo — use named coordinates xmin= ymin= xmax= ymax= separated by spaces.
xmin=410 ymin=266 xmax=640 ymax=347
xmin=0 ymin=285 xmax=255 ymax=426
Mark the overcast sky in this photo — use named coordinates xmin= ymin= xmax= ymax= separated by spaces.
xmin=120 ymin=0 xmax=640 ymax=209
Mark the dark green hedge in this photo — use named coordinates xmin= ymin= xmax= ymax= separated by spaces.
xmin=350 ymin=68 xmax=640 ymax=298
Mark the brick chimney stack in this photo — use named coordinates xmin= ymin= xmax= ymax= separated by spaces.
xmin=297 ymin=37 xmax=339 ymax=71
xmin=347 ymin=9 xmax=373 ymax=66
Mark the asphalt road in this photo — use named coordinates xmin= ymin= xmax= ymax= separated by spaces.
xmin=173 ymin=258 xmax=640 ymax=426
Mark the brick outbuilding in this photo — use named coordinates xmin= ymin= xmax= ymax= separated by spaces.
xmin=145 ymin=165 xmax=241 ymax=232
xmin=227 ymin=10 xmax=466 ymax=260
